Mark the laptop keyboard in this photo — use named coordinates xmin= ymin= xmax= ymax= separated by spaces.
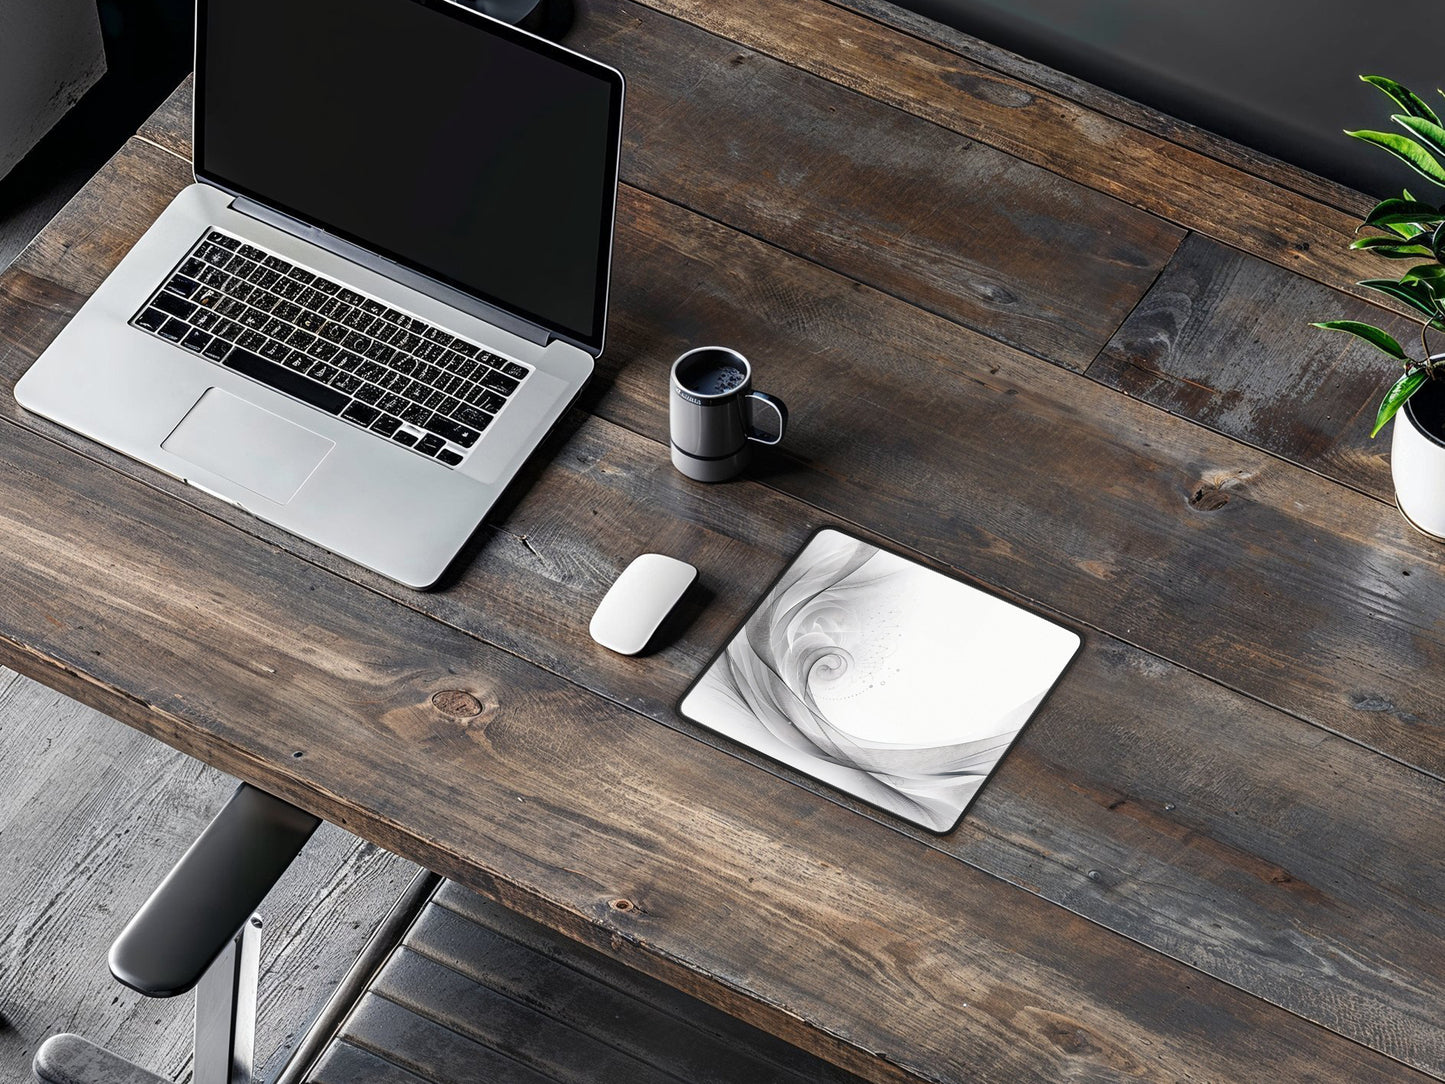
xmin=129 ymin=230 xmax=533 ymax=469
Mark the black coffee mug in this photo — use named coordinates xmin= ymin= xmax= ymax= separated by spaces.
xmin=669 ymin=347 xmax=787 ymax=482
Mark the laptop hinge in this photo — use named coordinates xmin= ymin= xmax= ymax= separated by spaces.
xmin=230 ymin=197 xmax=551 ymax=348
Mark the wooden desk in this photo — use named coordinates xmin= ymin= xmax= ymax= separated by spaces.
xmin=2 ymin=3 xmax=1442 ymax=1081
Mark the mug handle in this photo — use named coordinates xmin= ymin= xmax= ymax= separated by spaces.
xmin=745 ymin=391 xmax=787 ymax=445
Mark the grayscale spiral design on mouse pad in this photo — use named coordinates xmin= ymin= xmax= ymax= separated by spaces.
xmin=679 ymin=529 xmax=1080 ymax=832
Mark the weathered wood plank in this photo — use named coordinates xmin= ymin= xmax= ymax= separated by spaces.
xmin=623 ymin=0 xmax=1407 ymax=319
xmin=0 ymin=667 xmax=419 ymax=1084
xmin=1087 ymin=233 xmax=1400 ymax=500
xmin=828 ymin=0 xmax=1374 ymax=218
xmin=5 ymin=137 xmax=1445 ymax=1075
xmin=0 ymin=369 xmax=1428 ymax=1083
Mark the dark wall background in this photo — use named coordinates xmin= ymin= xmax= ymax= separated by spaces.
xmin=901 ymin=0 xmax=1445 ymax=198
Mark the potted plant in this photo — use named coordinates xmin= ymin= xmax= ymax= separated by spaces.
xmin=1314 ymin=75 xmax=1445 ymax=538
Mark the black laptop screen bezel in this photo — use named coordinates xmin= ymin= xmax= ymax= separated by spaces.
xmin=192 ymin=0 xmax=625 ymax=356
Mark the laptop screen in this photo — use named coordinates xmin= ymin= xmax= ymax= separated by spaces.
xmin=196 ymin=0 xmax=623 ymax=354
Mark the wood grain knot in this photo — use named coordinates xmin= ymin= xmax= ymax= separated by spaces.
xmin=1188 ymin=484 xmax=1231 ymax=511
xmin=431 ymin=690 xmax=483 ymax=717
xmin=609 ymin=898 xmax=636 ymax=913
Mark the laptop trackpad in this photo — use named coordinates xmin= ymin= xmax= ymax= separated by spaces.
xmin=162 ymin=388 xmax=334 ymax=505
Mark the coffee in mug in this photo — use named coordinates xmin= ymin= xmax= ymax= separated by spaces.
xmin=669 ymin=346 xmax=786 ymax=483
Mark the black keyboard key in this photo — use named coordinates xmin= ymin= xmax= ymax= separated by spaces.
xmin=355 ymin=383 xmax=384 ymax=405
xmin=283 ymin=350 xmax=312 ymax=372
xmin=334 ymin=351 xmax=363 ymax=372
xmin=465 ymin=388 xmax=507 ymax=413
xmin=260 ymin=338 xmax=291 ymax=362
xmin=422 ymin=414 xmax=480 ymax=448
xmin=312 ymin=277 xmax=340 ymax=295
xmin=181 ymin=328 xmax=212 ymax=353
xmin=192 ymin=310 xmax=221 ymax=332
xmin=208 ymin=232 xmax=241 ymax=250
xmin=393 ymin=429 xmax=419 ymax=447
xmin=422 ymin=388 xmax=446 ymax=409
xmin=422 ymin=326 xmax=454 ymax=346
xmin=288 ymin=267 xmax=316 ymax=286
xmin=214 ymin=320 xmax=242 ymax=341
xmin=287 ymin=329 xmax=316 ymax=350
xmin=272 ymin=278 xmax=302 ymax=301
xmin=501 ymin=361 xmax=529 ymax=381
xmin=261 ymin=317 xmax=290 ymax=338
xmin=307 ymin=340 xmax=340 ymax=361
xmin=453 ymin=404 xmax=493 ymax=431
xmin=152 ymin=291 xmax=197 ymax=320
xmin=238 ymin=309 xmax=267 ymax=330
xmin=194 ymin=288 xmax=224 ymax=309
xmin=452 ymin=340 xmax=479 ymax=358
xmin=159 ymin=317 xmax=189 ymax=342
xmin=237 ymin=244 xmax=266 ymax=261
xmin=263 ymin=254 xmax=291 ymax=272
xmin=478 ymin=368 xmax=519 ymax=395
xmin=360 ymin=299 xmax=387 ymax=316
xmin=416 ymin=362 xmax=443 ymax=386
xmin=416 ymin=433 xmax=445 ymax=456
xmin=134 ymin=307 xmax=167 ymax=332
xmin=349 ymin=312 xmax=376 ymax=333
xmin=166 ymin=276 xmax=200 ymax=299
xmin=436 ymin=448 xmax=463 ymax=467
xmin=343 ymin=331 xmax=371 ymax=352
xmin=342 ymin=401 xmax=380 ymax=426
xmin=308 ymin=361 xmax=338 ymax=383
xmin=331 ymin=371 xmax=364 ymax=394
xmin=198 ymin=266 xmax=229 ymax=288
xmin=237 ymin=329 xmax=267 ymax=351
xmin=336 ymin=288 xmax=365 ymax=306
xmin=224 ymin=348 xmax=347 ymax=414
xmin=202 ymin=338 xmax=231 ymax=362
xmin=319 ymin=321 xmax=348 ymax=343
xmin=251 ymin=292 xmax=280 ymax=314
xmin=416 ymin=341 xmax=445 ymax=363
xmin=356 ymin=361 xmax=387 ymax=383
xmin=180 ymin=258 xmax=207 ymax=278
xmin=296 ymin=310 xmax=326 ymax=332
xmin=370 ymin=414 xmax=402 ymax=437
xmin=378 ymin=393 xmax=409 ymax=416
xmin=392 ymin=330 xmax=421 ymax=353
xmin=400 ymin=403 xmax=431 ymax=426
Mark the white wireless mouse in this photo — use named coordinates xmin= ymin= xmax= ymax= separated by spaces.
xmin=590 ymin=553 xmax=698 ymax=655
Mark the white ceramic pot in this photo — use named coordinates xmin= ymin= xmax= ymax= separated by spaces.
xmin=1392 ymin=372 xmax=1445 ymax=540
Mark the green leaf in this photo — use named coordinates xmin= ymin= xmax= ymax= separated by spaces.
xmin=1311 ymin=320 xmax=1409 ymax=359
xmin=1373 ymin=368 xmax=1429 ymax=437
xmin=1400 ymin=263 xmax=1445 ymax=285
xmin=1362 ymin=75 xmax=1441 ymax=125
xmin=1346 ymin=128 xmax=1445 ymax=186
xmin=1350 ymin=234 xmax=1435 ymax=257
xmin=1396 ymin=114 xmax=1445 ymax=161
xmin=1434 ymin=221 xmax=1445 ymax=263
xmin=1357 ymin=277 xmax=1443 ymax=319
xmin=1364 ymin=197 xmax=1445 ymax=227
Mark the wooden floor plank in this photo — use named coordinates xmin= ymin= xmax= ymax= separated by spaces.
xmin=308 ymin=1039 xmax=432 ymax=1084
xmin=625 ymin=0 xmax=1407 ymax=321
xmin=4 ymin=136 xmax=1445 ymax=1075
xmin=338 ymin=994 xmax=567 ymax=1084
xmin=0 ymin=356 xmax=1429 ymax=1082
xmin=0 ymin=668 xmax=419 ymax=1084
xmin=1087 ymin=233 xmax=1399 ymax=500
xmin=413 ymin=896 xmax=858 ymax=1084
xmin=373 ymin=948 xmax=688 ymax=1084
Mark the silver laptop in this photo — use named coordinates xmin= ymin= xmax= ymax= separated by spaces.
xmin=15 ymin=0 xmax=625 ymax=589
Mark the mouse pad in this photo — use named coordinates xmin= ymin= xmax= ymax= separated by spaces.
xmin=679 ymin=529 xmax=1080 ymax=832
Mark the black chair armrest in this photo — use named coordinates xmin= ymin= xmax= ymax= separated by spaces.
xmin=108 ymin=784 xmax=319 ymax=998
